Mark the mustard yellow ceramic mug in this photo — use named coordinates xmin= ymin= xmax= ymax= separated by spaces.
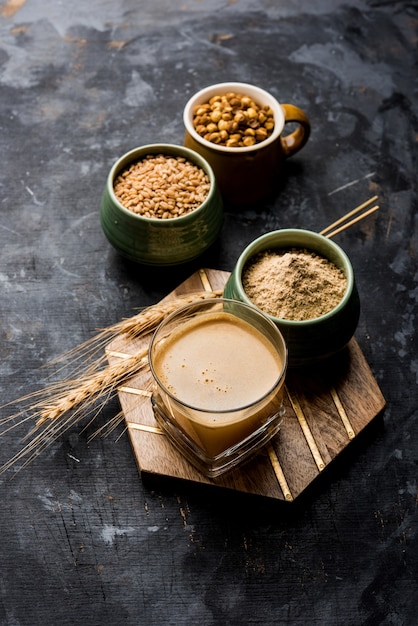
xmin=183 ymin=82 xmax=311 ymax=207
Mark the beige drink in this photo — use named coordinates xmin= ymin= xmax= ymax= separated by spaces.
xmin=151 ymin=309 xmax=286 ymax=458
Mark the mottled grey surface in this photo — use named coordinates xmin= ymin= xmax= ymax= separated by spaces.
xmin=0 ymin=1 xmax=417 ymax=625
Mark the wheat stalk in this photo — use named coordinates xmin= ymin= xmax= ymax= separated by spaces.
xmin=46 ymin=289 xmax=222 ymax=377
xmin=0 ymin=290 xmax=222 ymax=473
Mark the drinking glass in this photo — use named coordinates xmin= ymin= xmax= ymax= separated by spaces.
xmin=149 ymin=298 xmax=287 ymax=477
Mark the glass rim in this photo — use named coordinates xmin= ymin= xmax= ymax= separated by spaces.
xmin=148 ymin=297 xmax=288 ymax=415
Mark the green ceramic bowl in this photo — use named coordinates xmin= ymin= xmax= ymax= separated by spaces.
xmin=100 ymin=144 xmax=223 ymax=266
xmin=223 ymin=229 xmax=360 ymax=367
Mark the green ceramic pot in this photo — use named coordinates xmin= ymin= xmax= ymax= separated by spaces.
xmin=100 ymin=144 xmax=223 ymax=266
xmin=223 ymin=229 xmax=360 ymax=367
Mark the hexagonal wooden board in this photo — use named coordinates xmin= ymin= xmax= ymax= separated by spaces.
xmin=106 ymin=269 xmax=386 ymax=502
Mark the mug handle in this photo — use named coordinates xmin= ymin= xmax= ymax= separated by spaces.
xmin=280 ymin=104 xmax=311 ymax=158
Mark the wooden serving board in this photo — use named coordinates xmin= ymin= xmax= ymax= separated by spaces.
xmin=106 ymin=268 xmax=386 ymax=502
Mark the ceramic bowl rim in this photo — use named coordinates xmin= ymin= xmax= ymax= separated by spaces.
xmin=183 ymin=81 xmax=285 ymax=154
xmin=231 ymin=228 xmax=355 ymax=327
xmin=106 ymin=143 xmax=218 ymax=224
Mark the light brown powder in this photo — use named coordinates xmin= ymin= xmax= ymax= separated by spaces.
xmin=242 ymin=248 xmax=347 ymax=321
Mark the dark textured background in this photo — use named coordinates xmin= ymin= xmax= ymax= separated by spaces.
xmin=0 ymin=1 xmax=417 ymax=624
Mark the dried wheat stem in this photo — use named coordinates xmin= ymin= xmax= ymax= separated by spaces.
xmin=103 ymin=290 xmax=222 ymax=339
xmin=35 ymin=349 xmax=148 ymax=427
xmin=0 ymin=290 xmax=223 ymax=473
xmin=45 ymin=290 xmax=222 ymax=377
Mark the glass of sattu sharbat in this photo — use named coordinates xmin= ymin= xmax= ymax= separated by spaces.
xmin=148 ymin=298 xmax=287 ymax=477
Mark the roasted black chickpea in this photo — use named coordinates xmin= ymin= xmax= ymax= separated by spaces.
xmin=192 ymin=92 xmax=275 ymax=148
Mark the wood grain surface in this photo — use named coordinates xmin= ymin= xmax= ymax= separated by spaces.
xmin=107 ymin=269 xmax=386 ymax=501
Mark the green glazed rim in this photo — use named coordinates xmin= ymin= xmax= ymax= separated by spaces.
xmin=229 ymin=228 xmax=355 ymax=327
xmin=106 ymin=142 xmax=218 ymax=225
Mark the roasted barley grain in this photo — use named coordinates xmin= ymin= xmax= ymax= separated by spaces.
xmin=113 ymin=154 xmax=210 ymax=219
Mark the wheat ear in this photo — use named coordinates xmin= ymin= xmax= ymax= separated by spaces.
xmin=0 ymin=290 xmax=222 ymax=472
xmin=45 ymin=290 xmax=222 ymax=378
